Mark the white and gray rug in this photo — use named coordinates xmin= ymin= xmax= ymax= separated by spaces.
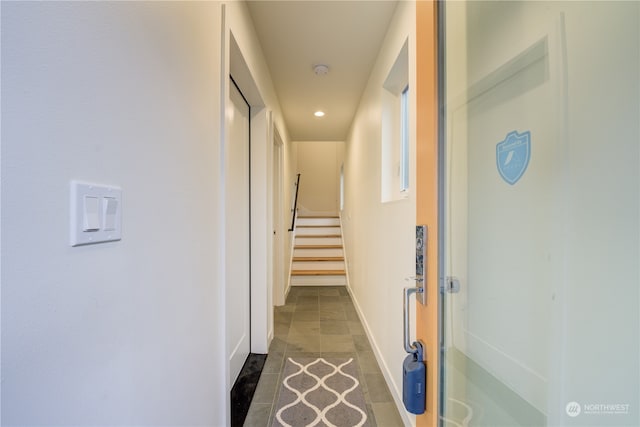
xmin=272 ymin=358 xmax=370 ymax=427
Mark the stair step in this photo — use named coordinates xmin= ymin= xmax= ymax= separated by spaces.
xmin=294 ymin=244 xmax=343 ymax=249
xmin=291 ymin=270 xmax=345 ymax=276
xmin=292 ymin=262 xmax=345 ymax=270
xmin=296 ymin=217 xmax=340 ymax=227
xmin=290 ymin=215 xmax=345 ymax=284
xmin=296 ymin=234 xmax=341 ymax=238
xmin=292 ymin=256 xmax=344 ymax=261
xmin=294 ymin=248 xmax=343 ymax=257
xmin=290 ymin=275 xmax=347 ymax=286
xmin=295 ymin=226 xmax=341 ymax=235
xmin=295 ymin=238 xmax=341 ymax=246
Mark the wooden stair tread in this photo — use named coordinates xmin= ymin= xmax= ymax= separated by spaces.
xmin=296 ymin=234 xmax=341 ymax=238
xmin=292 ymin=256 xmax=344 ymax=262
xmin=294 ymin=244 xmax=343 ymax=249
xmin=291 ymin=270 xmax=346 ymax=276
xmin=297 ymin=215 xmax=339 ymax=219
xmin=296 ymin=225 xmax=338 ymax=228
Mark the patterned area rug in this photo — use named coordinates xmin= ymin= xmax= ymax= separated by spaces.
xmin=272 ymin=358 xmax=370 ymax=427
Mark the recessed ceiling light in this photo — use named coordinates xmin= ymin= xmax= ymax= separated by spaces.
xmin=314 ymin=111 xmax=325 ymax=117
xmin=313 ymin=64 xmax=329 ymax=75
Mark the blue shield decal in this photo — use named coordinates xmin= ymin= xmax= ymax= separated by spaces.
xmin=496 ymin=130 xmax=531 ymax=185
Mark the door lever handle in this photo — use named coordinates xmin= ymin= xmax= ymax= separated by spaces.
xmin=404 ymin=286 xmax=424 ymax=355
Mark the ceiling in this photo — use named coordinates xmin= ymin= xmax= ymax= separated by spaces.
xmin=246 ymin=1 xmax=398 ymax=141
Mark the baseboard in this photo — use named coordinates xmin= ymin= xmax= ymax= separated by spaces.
xmin=284 ymin=281 xmax=291 ymax=302
xmin=346 ymin=284 xmax=414 ymax=427
xmin=267 ymin=329 xmax=274 ymax=349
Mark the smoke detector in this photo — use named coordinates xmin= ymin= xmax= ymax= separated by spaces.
xmin=313 ymin=64 xmax=330 ymax=75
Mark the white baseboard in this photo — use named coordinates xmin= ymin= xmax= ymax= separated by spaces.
xmin=267 ymin=330 xmax=274 ymax=351
xmin=284 ymin=281 xmax=291 ymax=302
xmin=346 ymin=284 xmax=414 ymax=427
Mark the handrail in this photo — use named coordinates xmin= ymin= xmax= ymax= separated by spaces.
xmin=288 ymin=173 xmax=301 ymax=231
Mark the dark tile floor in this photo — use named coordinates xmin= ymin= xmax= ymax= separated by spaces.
xmin=244 ymin=286 xmax=404 ymax=427
xmin=231 ymin=353 xmax=267 ymax=426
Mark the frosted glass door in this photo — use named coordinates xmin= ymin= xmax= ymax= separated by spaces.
xmin=441 ymin=2 xmax=639 ymax=426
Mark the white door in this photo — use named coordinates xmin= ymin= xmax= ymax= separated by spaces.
xmin=227 ymin=79 xmax=251 ymax=386
xmin=442 ymin=2 xmax=639 ymax=426
xmin=272 ymin=130 xmax=285 ymax=306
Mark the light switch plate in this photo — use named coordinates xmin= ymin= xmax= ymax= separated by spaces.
xmin=70 ymin=181 xmax=122 ymax=246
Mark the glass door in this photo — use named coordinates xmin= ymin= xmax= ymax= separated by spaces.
xmin=440 ymin=2 xmax=639 ymax=426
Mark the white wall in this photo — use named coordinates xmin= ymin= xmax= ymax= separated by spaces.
xmin=295 ymin=141 xmax=344 ymax=215
xmin=341 ymin=2 xmax=416 ymax=424
xmin=1 ymin=2 xmax=226 ymax=425
xmin=283 ymin=134 xmax=299 ymax=299
xmin=1 ymin=1 xmax=297 ymax=425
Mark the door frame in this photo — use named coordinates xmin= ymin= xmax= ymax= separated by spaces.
xmin=436 ymin=0 xmax=447 ymax=422
xmin=272 ymin=127 xmax=286 ymax=307
xmin=221 ymin=7 xmax=281 ymax=425
xmin=223 ymin=16 xmax=274 ymax=391
xmin=227 ymin=32 xmax=272 ymax=355
xmin=415 ymin=1 xmax=440 ymax=426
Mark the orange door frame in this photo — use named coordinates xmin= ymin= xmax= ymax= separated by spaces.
xmin=415 ymin=1 xmax=439 ymax=426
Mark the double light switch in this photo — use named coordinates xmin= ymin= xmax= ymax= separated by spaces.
xmin=71 ymin=181 xmax=122 ymax=246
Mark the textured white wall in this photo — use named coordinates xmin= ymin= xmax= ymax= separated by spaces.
xmin=1 ymin=2 xmax=226 ymax=425
xmin=341 ymin=2 xmax=416 ymax=425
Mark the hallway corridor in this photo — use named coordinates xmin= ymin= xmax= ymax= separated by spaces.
xmin=245 ymin=286 xmax=404 ymax=426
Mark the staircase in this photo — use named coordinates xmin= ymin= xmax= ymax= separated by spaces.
xmin=290 ymin=215 xmax=347 ymax=286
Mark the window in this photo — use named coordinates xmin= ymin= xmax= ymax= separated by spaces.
xmin=400 ymin=85 xmax=409 ymax=192
xmin=381 ymin=40 xmax=409 ymax=202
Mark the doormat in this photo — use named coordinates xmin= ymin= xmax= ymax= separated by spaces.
xmin=231 ymin=353 xmax=267 ymax=427
xmin=272 ymin=357 xmax=370 ymax=427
